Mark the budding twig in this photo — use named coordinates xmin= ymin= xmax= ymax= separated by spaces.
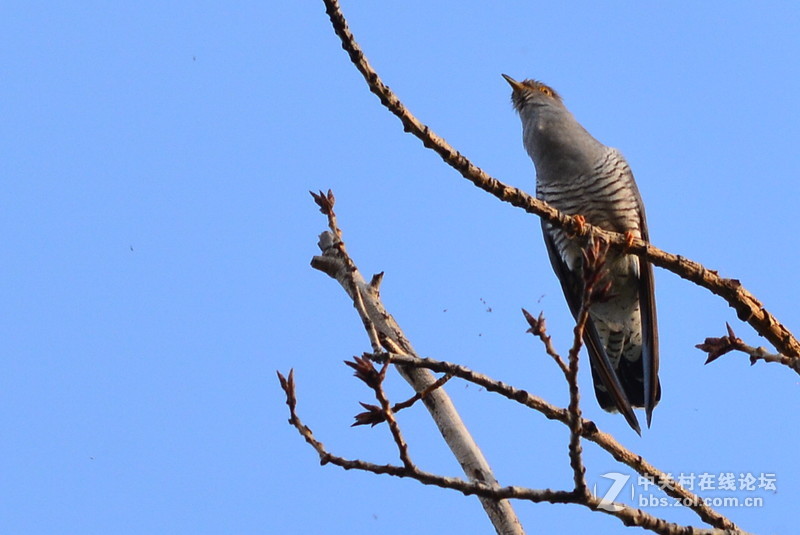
xmin=522 ymin=308 xmax=569 ymax=376
xmin=697 ymin=323 xmax=800 ymax=374
xmin=352 ymin=370 xmax=453 ymax=427
xmin=345 ymin=355 xmax=414 ymax=468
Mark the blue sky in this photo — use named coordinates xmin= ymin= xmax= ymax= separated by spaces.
xmin=2 ymin=2 xmax=798 ymax=534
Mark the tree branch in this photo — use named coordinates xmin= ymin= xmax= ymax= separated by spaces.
xmin=566 ymin=301 xmax=590 ymax=497
xmin=368 ymin=352 xmax=740 ymax=532
xmin=524 ymin=304 xmax=590 ymax=497
xmin=697 ymin=323 xmax=800 ymax=374
xmin=320 ymin=0 xmax=800 ymax=365
xmin=309 ymin=191 xmax=524 ymax=535
xmin=522 ymin=309 xmax=570 ymax=375
xmin=278 ymin=369 xmax=749 ymax=535
xmin=345 ymin=355 xmax=414 ymax=467
xmin=352 ymin=372 xmax=453 ymax=427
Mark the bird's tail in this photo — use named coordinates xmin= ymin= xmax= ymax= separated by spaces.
xmin=590 ymin=351 xmax=661 ymax=410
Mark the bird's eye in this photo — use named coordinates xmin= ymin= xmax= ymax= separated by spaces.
xmin=539 ymin=86 xmax=553 ymax=97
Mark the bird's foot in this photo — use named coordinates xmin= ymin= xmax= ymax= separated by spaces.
xmin=572 ymin=214 xmax=586 ymax=234
xmin=624 ymin=231 xmax=636 ymax=251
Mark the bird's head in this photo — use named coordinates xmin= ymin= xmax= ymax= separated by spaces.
xmin=502 ymin=74 xmax=563 ymax=115
xmin=502 ymin=74 xmax=601 ymax=172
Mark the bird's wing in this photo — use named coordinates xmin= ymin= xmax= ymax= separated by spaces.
xmin=541 ymin=221 xmax=642 ymax=434
xmin=632 ymin=184 xmax=660 ymax=428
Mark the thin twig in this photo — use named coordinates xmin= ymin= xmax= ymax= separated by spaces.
xmin=344 ymin=354 xmax=414 ymax=466
xmin=522 ymin=304 xmax=585 ymax=497
xmin=698 ymin=323 xmax=800 ymax=374
xmin=522 ymin=308 xmax=569 ymax=375
xmin=374 ymin=357 xmax=415 ymax=468
xmin=353 ymin=371 xmax=453 ymax=427
xmin=566 ymin=302 xmax=590 ymax=497
xmin=311 ymin=190 xmax=383 ymax=352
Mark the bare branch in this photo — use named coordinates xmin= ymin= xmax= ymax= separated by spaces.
xmin=320 ymin=0 xmax=800 ymax=363
xmin=310 ymin=198 xmax=524 ymax=534
xmin=310 ymin=191 xmax=383 ymax=352
xmin=278 ymin=369 xmax=748 ymax=535
xmin=522 ymin=308 xmax=569 ymax=375
xmin=566 ymin=302 xmax=590 ymax=497
xmin=698 ymin=323 xmax=800 ymax=374
xmin=562 ymin=237 xmax=617 ymax=495
xmin=367 ymin=352 xmax=741 ymax=532
xmin=346 ymin=355 xmax=414 ymax=467
xmin=352 ymin=370 xmax=453 ymax=427
xmin=524 ymin=302 xmax=590 ymax=497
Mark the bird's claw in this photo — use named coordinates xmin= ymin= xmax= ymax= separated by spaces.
xmin=624 ymin=231 xmax=636 ymax=251
xmin=573 ymin=214 xmax=586 ymax=234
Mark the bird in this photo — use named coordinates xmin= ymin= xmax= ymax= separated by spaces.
xmin=503 ymin=74 xmax=659 ymax=434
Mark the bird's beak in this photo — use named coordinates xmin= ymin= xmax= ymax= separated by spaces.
xmin=502 ymin=73 xmax=525 ymax=92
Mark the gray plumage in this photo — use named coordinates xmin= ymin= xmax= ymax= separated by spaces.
xmin=503 ymin=75 xmax=659 ymax=434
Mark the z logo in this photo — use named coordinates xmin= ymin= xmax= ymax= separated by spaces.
xmin=595 ymin=472 xmax=630 ymax=512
